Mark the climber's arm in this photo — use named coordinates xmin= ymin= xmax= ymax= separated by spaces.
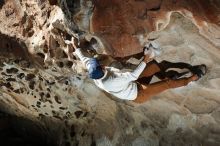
xmin=122 ymin=54 xmax=153 ymax=81
xmin=74 ymin=48 xmax=92 ymax=70
xmin=69 ymin=37 xmax=92 ymax=70
xmin=74 ymin=48 xmax=90 ymax=64
xmin=122 ymin=61 xmax=147 ymax=81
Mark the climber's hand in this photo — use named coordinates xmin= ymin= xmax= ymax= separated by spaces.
xmin=71 ymin=37 xmax=80 ymax=49
xmin=143 ymin=53 xmax=153 ymax=63
xmin=143 ymin=47 xmax=154 ymax=63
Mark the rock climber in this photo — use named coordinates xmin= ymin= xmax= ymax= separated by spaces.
xmin=71 ymin=37 xmax=207 ymax=103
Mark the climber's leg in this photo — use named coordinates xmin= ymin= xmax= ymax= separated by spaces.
xmin=139 ymin=60 xmax=161 ymax=78
xmin=138 ymin=60 xmax=195 ymax=84
xmin=159 ymin=60 xmax=193 ymax=71
xmin=137 ymin=75 xmax=154 ymax=84
xmin=133 ymin=75 xmax=198 ymax=103
xmin=164 ymin=70 xmax=190 ymax=80
xmin=137 ymin=60 xmax=165 ymax=84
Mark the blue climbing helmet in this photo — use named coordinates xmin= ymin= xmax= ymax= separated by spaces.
xmin=88 ymin=58 xmax=104 ymax=79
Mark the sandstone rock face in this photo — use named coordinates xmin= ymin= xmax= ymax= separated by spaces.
xmin=0 ymin=0 xmax=220 ymax=146
xmin=91 ymin=0 xmax=220 ymax=57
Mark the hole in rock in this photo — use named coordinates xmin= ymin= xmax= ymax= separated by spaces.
xmin=2 ymin=82 xmax=12 ymax=88
xmin=29 ymin=81 xmax=35 ymax=90
xmin=43 ymin=46 xmax=48 ymax=53
xmin=62 ymin=50 xmax=68 ymax=58
xmin=37 ymin=101 xmax=41 ymax=106
xmin=28 ymin=30 xmax=35 ymax=37
xmin=37 ymin=52 xmax=45 ymax=60
xmin=66 ymin=1 xmax=80 ymax=15
xmin=25 ymin=74 xmax=35 ymax=80
xmin=39 ymin=92 xmax=44 ymax=98
xmin=90 ymin=38 xmax=98 ymax=45
xmin=57 ymin=61 xmax=64 ymax=68
xmin=83 ymin=112 xmax=88 ymax=117
xmin=51 ymin=28 xmax=59 ymax=35
xmin=65 ymin=33 xmax=72 ymax=41
xmin=49 ymin=49 xmax=55 ymax=58
xmin=74 ymin=111 xmax=83 ymax=119
xmin=14 ymin=89 xmax=20 ymax=94
xmin=17 ymin=73 xmax=25 ymax=79
xmin=65 ymin=80 xmax=69 ymax=85
xmin=54 ymin=95 xmax=61 ymax=104
xmin=66 ymin=61 xmax=73 ymax=68
xmin=19 ymin=60 xmax=31 ymax=68
xmin=47 ymin=10 xmax=51 ymax=18
xmin=6 ymin=68 xmax=19 ymax=74
xmin=148 ymin=4 xmax=161 ymax=11
xmin=6 ymin=78 xmax=16 ymax=82
xmin=48 ymin=0 xmax=58 ymax=5
xmin=46 ymin=23 xmax=50 ymax=28
xmin=1 ymin=72 xmax=12 ymax=76
xmin=72 ymin=55 xmax=77 ymax=60
xmin=0 ymin=33 xmax=29 ymax=59
xmin=47 ymin=88 xmax=51 ymax=92
xmin=48 ymin=81 xmax=55 ymax=85
xmin=55 ymin=40 xmax=60 ymax=47
xmin=59 ymin=107 xmax=66 ymax=110
xmin=46 ymin=93 xmax=50 ymax=98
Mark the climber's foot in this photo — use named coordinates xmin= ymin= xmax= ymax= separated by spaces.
xmin=190 ymin=74 xmax=199 ymax=81
xmin=165 ymin=70 xmax=191 ymax=80
xmin=190 ymin=64 xmax=207 ymax=80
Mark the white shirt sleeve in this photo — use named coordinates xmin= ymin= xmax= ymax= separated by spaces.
xmin=74 ymin=48 xmax=91 ymax=70
xmin=75 ymin=47 xmax=146 ymax=82
xmin=122 ymin=61 xmax=146 ymax=82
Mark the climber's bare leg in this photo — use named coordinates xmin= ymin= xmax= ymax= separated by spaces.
xmin=133 ymin=75 xmax=198 ymax=103
xmin=139 ymin=61 xmax=161 ymax=78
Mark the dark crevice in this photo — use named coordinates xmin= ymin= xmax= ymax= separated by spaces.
xmin=0 ymin=0 xmax=4 ymax=9
xmin=74 ymin=111 xmax=83 ymax=119
xmin=6 ymin=68 xmax=19 ymax=74
xmin=29 ymin=81 xmax=35 ymax=90
xmin=65 ymin=1 xmax=81 ymax=15
xmin=57 ymin=61 xmax=64 ymax=68
xmin=37 ymin=53 xmax=45 ymax=60
xmin=0 ymin=110 xmax=67 ymax=146
xmin=148 ymin=0 xmax=162 ymax=11
xmin=0 ymin=33 xmax=29 ymax=59
xmin=25 ymin=74 xmax=35 ymax=81
xmin=48 ymin=0 xmax=57 ymax=5
xmin=62 ymin=50 xmax=68 ymax=58
xmin=148 ymin=6 xmax=161 ymax=11
xmin=54 ymin=95 xmax=61 ymax=104
xmin=66 ymin=61 xmax=73 ymax=68
xmin=17 ymin=73 xmax=25 ymax=79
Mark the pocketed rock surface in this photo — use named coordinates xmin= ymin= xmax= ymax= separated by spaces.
xmin=0 ymin=0 xmax=220 ymax=146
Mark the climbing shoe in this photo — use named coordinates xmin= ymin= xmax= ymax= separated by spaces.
xmin=190 ymin=64 xmax=207 ymax=80
xmin=165 ymin=70 xmax=191 ymax=80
